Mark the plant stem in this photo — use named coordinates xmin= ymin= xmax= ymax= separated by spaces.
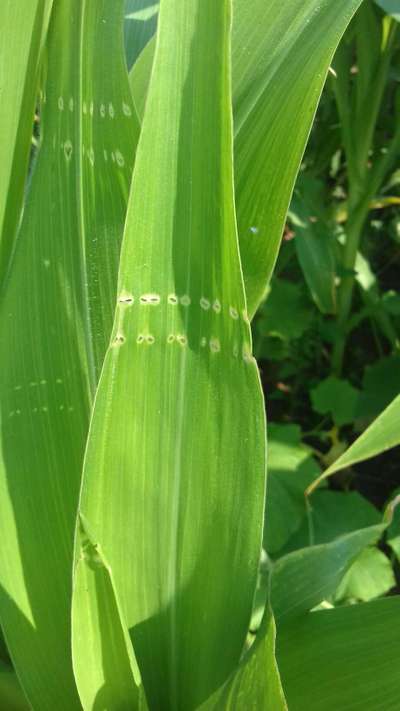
xmin=331 ymin=18 xmax=398 ymax=375
xmin=332 ymin=205 xmax=366 ymax=374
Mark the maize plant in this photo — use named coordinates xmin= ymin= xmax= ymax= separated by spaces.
xmin=0 ymin=0 xmax=400 ymax=709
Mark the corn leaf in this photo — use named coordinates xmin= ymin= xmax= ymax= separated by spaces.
xmin=232 ymin=0 xmax=364 ymax=316
xmin=73 ymin=0 xmax=266 ymax=708
xmin=277 ymin=597 xmax=400 ymax=710
xmin=270 ymin=523 xmax=386 ymax=622
xmin=72 ymin=518 xmax=147 ymax=710
xmin=199 ymin=609 xmax=287 ymax=710
xmin=128 ymin=0 xmax=364 ymax=318
xmin=307 ymin=393 xmax=400 ymax=493
xmin=0 ymin=0 xmax=53 ymax=283
xmin=0 ymin=1 xmax=138 ymax=707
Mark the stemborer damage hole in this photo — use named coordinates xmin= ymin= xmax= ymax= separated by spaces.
xmin=112 ymin=334 xmax=125 ymax=346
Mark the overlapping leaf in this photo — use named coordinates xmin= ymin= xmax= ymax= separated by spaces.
xmin=0 ymin=0 xmax=53 ymax=284
xmin=0 ymin=1 xmax=138 ymax=707
xmin=128 ymin=0 xmax=364 ymax=318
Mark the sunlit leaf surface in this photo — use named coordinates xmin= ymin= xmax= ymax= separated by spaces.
xmin=0 ymin=1 xmax=138 ymax=707
xmin=128 ymin=0 xmax=364 ymax=317
xmin=74 ymin=1 xmax=266 ymax=708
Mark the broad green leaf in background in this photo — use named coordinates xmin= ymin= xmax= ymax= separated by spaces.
xmin=310 ymin=375 xmax=361 ymax=426
xmin=258 ymin=280 xmax=314 ymax=343
xmin=72 ymin=520 xmax=147 ymax=710
xmin=277 ymin=597 xmax=400 ymax=710
xmin=281 ymin=489 xmax=381 ymax=554
xmin=357 ymin=355 xmax=400 ymax=419
xmin=334 ymin=546 xmax=395 ymax=602
xmin=0 ymin=0 xmax=53 ymax=284
xmin=263 ymin=424 xmax=321 ymax=556
xmin=270 ymin=522 xmax=385 ymax=622
xmin=307 ymin=393 xmax=400 ymax=493
xmin=128 ymin=0 xmax=365 ymax=317
xmin=200 ymin=609 xmax=287 ymax=711
xmin=73 ymin=0 xmax=266 ymax=709
xmin=0 ymin=1 xmax=138 ymax=707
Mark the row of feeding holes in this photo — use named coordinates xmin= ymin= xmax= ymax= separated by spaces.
xmin=115 ymin=293 xmax=252 ymax=360
xmin=118 ymin=293 xmax=249 ymax=323
xmin=113 ymin=331 xmax=253 ymax=361
xmin=56 ymin=97 xmax=132 ymax=118
xmin=9 ymin=405 xmax=75 ymax=417
xmin=61 ymin=140 xmax=125 ymax=167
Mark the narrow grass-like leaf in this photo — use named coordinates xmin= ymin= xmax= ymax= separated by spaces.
xmin=277 ymin=597 xmax=400 ymax=710
xmin=199 ymin=609 xmax=287 ymax=710
xmin=0 ymin=1 xmax=138 ymax=707
xmin=307 ymin=393 xmax=400 ymax=494
xmin=128 ymin=0 xmax=364 ymax=318
xmin=74 ymin=0 xmax=266 ymax=708
xmin=72 ymin=519 xmax=147 ymax=710
xmin=0 ymin=0 xmax=53 ymax=283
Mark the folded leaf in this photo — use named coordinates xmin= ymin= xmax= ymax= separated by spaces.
xmin=72 ymin=518 xmax=147 ymax=711
xmin=74 ymin=0 xmax=266 ymax=708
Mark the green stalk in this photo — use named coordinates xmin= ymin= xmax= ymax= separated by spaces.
xmin=332 ymin=18 xmax=398 ymax=374
xmin=332 ymin=206 xmax=367 ymax=373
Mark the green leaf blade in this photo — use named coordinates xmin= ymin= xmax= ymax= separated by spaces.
xmin=232 ymin=0 xmax=364 ymax=317
xmin=0 ymin=1 xmax=138 ymax=707
xmin=277 ymin=597 xmax=400 ymax=710
xmin=271 ymin=523 xmax=386 ymax=622
xmin=75 ymin=1 xmax=267 ymax=708
xmin=72 ymin=520 xmax=147 ymax=711
xmin=200 ymin=609 xmax=287 ymax=711
xmin=0 ymin=0 xmax=53 ymax=283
